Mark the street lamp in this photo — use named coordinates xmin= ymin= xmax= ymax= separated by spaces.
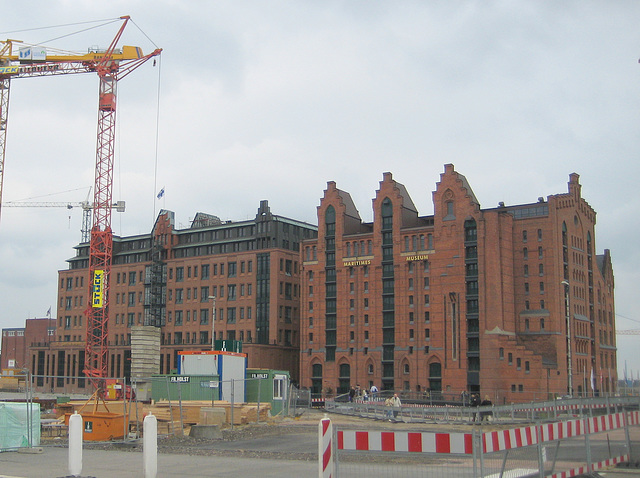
xmin=561 ymin=280 xmax=573 ymax=396
xmin=208 ymin=296 xmax=216 ymax=351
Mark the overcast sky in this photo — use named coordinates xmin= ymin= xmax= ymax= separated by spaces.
xmin=1 ymin=1 xmax=639 ymax=379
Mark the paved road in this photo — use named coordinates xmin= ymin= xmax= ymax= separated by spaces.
xmin=0 ymin=446 xmax=318 ymax=478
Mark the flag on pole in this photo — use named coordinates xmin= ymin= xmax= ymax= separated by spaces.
xmin=600 ymin=369 xmax=604 ymax=392
xmin=46 ymin=307 xmax=51 ymax=317
xmin=157 ymin=187 xmax=165 ymax=199
xmin=590 ymin=368 xmax=596 ymax=392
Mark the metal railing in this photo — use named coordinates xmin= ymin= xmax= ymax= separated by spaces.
xmin=325 ymin=395 xmax=640 ymax=425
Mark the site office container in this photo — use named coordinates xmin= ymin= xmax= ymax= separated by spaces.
xmin=246 ymin=368 xmax=290 ymax=416
xmin=177 ymin=351 xmax=247 ymax=402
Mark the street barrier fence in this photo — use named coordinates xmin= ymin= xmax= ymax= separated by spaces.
xmin=319 ymin=411 xmax=640 ymax=477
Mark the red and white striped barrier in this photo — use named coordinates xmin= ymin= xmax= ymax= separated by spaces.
xmin=482 ymin=425 xmax=538 ymax=453
xmin=588 ymin=412 xmax=624 ymax=433
xmin=319 ymin=417 xmax=335 ymax=478
xmin=337 ymin=430 xmax=474 ymax=455
xmin=548 ymin=454 xmax=629 ymax=478
xmin=539 ymin=418 xmax=586 ymax=442
xmin=482 ymin=411 xmax=640 ymax=453
xmin=333 ymin=411 xmax=640 ymax=459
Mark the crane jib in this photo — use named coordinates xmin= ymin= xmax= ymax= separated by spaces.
xmin=0 ymin=64 xmax=61 ymax=75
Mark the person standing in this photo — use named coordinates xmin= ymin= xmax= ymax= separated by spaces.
xmin=470 ymin=393 xmax=480 ymax=422
xmin=391 ymin=393 xmax=402 ymax=420
xmin=384 ymin=396 xmax=394 ymax=419
xmin=370 ymin=384 xmax=379 ymax=399
xmin=480 ymin=395 xmax=493 ymax=421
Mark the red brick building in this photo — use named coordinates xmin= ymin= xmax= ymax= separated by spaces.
xmin=1 ymin=318 xmax=53 ymax=371
xmin=27 ymin=200 xmax=316 ymax=394
xmin=299 ymin=165 xmax=616 ymax=403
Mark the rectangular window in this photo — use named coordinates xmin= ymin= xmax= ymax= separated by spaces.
xmin=227 ymin=307 xmax=236 ymax=323
xmin=201 ymin=264 xmax=210 ymax=280
xmin=176 ymin=267 xmax=184 ymax=282
xmin=228 ymin=262 xmax=237 ymax=277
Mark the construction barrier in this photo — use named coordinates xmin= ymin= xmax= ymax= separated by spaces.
xmin=320 ymin=411 xmax=640 ymax=477
xmin=318 ymin=415 xmax=335 ymax=477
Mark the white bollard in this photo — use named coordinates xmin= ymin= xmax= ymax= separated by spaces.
xmin=143 ymin=413 xmax=158 ymax=478
xmin=68 ymin=411 xmax=83 ymax=476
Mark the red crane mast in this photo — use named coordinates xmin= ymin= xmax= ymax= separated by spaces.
xmin=0 ymin=16 xmax=162 ymax=395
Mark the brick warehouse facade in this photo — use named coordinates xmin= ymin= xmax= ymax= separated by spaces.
xmin=27 ymin=200 xmax=316 ymax=394
xmin=299 ymin=165 xmax=616 ymax=403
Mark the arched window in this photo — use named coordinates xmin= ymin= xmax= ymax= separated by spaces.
xmin=325 ymin=206 xmax=335 ymax=236
xmin=311 ymin=363 xmax=323 ymax=395
xmin=381 ymin=197 xmax=393 ymax=230
xmin=443 ymin=201 xmax=455 ymax=221
xmin=464 ymin=219 xmax=477 ymax=242
xmin=428 ymin=362 xmax=442 ymax=394
xmin=338 ymin=363 xmax=351 ymax=395
xmin=312 ymin=363 xmax=322 ymax=377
